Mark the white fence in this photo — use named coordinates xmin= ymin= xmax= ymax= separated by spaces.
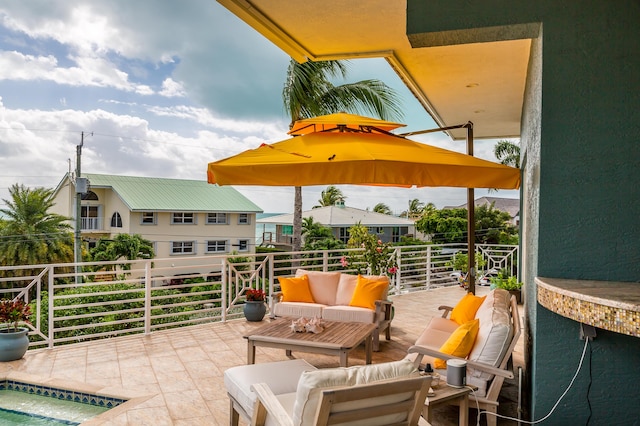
xmin=0 ymin=243 xmax=517 ymax=350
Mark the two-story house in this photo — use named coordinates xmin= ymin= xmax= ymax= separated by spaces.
xmin=51 ymin=173 xmax=263 ymax=272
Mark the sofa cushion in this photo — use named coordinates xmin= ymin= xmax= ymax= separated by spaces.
xmin=468 ymin=288 xmax=513 ymax=380
xmin=349 ymin=275 xmax=389 ymax=310
xmin=273 ymin=302 xmax=325 ymax=319
xmin=293 ymin=360 xmax=419 ymax=426
xmin=450 ymin=293 xmax=486 ymax=325
xmin=434 ymin=319 xmax=479 ymax=369
xmin=321 ymin=305 xmax=376 ymax=323
xmin=224 ymin=359 xmax=317 ymax=419
xmin=279 ymin=275 xmax=316 ymax=303
xmin=336 ymin=274 xmax=359 ymax=305
xmin=295 ymin=269 xmax=340 ymax=306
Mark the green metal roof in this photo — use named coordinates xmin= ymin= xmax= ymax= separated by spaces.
xmin=83 ymin=173 xmax=263 ymax=213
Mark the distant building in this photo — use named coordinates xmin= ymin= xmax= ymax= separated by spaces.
xmin=258 ymin=202 xmax=416 ymax=249
xmin=51 ymin=173 xmax=263 ymax=271
xmin=445 ymin=196 xmax=520 ymax=225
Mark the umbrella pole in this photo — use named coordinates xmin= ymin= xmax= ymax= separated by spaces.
xmin=466 ymin=123 xmax=476 ymax=295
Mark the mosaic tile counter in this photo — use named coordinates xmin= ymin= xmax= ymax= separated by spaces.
xmin=536 ymin=277 xmax=640 ymax=338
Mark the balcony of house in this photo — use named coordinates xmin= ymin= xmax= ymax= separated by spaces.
xmin=0 ymin=244 xmax=522 ymax=425
xmin=81 ymin=216 xmax=103 ymax=231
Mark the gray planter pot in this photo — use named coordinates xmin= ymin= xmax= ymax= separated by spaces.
xmin=0 ymin=327 xmax=29 ymax=362
xmin=244 ymin=301 xmax=267 ymax=322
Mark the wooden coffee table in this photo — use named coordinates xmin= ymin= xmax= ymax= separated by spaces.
xmin=243 ymin=318 xmax=377 ymax=367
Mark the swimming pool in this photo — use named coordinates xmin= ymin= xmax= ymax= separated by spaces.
xmin=0 ymin=380 xmax=127 ymax=425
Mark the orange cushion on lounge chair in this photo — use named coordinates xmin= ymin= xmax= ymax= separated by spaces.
xmin=279 ymin=275 xmax=316 ymax=303
xmin=434 ymin=319 xmax=480 ymax=369
xmin=450 ymin=293 xmax=486 ymax=325
xmin=349 ymin=275 xmax=388 ymax=310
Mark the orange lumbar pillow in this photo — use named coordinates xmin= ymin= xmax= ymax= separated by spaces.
xmin=450 ymin=293 xmax=486 ymax=325
xmin=279 ymin=275 xmax=316 ymax=303
xmin=434 ymin=319 xmax=480 ymax=369
xmin=349 ymin=275 xmax=389 ymax=310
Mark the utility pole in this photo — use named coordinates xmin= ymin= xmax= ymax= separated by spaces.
xmin=74 ymin=131 xmax=91 ymax=283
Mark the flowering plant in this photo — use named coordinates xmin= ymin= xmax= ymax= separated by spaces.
xmin=245 ymin=288 xmax=266 ymax=302
xmin=341 ymin=223 xmax=398 ymax=276
xmin=0 ymin=299 xmax=31 ymax=332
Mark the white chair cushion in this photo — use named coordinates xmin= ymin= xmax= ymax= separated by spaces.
xmin=224 ymin=359 xmax=317 ymax=419
xmin=321 ymin=305 xmax=376 ymax=323
xmin=335 ymin=274 xmax=359 ymax=306
xmin=274 ymin=302 xmax=325 ymax=318
xmin=468 ymin=288 xmax=513 ymax=381
xmin=295 ymin=269 xmax=341 ymax=306
xmin=293 ymin=360 xmax=419 ymax=426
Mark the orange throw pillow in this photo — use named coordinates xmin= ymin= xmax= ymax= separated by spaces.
xmin=434 ymin=319 xmax=480 ymax=369
xmin=349 ymin=275 xmax=389 ymax=310
xmin=279 ymin=275 xmax=316 ymax=303
xmin=450 ymin=293 xmax=486 ymax=325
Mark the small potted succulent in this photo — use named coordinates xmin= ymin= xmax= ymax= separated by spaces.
xmin=244 ymin=288 xmax=267 ymax=322
xmin=0 ymin=298 xmax=31 ymax=361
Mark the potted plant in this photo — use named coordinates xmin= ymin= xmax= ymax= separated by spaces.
xmin=0 ymin=298 xmax=31 ymax=361
xmin=244 ymin=288 xmax=267 ymax=322
xmin=490 ymin=274 xmax=523 ymax=304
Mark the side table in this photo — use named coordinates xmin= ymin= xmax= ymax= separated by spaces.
xmin=422 ymin=382 xmax=474 ymax=426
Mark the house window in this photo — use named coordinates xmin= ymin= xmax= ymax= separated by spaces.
xmin=172 ymin=212 xmax=195 ymax=224
xmin=206 ymin=240 xmax=227 ymax=253
xmin=237 ymin=239 xmax=249 ymax=252
xmin=238 ymin=213 xmax=250 ymax=225
xmin=141 ymin=212 xmax=156 ymax=225
xmin=80 ymin=205 xmax=101 ymax=230
xmin=110 ymin=212 xmax=123 ymax=228
xmin=207 ymin=213 xmax=228 ymax=224
xmin=338 ymin=227 xmax=350 ymax=244
xmin=81 ymin=191 xmax=99 ymax=201
xmin=171 ymin=241 xmax=195 ymax=255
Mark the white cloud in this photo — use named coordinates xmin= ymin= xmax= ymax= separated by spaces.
xmin=159 ymin=78 xmax=185 ymax=98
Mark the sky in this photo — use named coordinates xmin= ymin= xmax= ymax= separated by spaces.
xmin=0 ymin=0 xmax=518 ymax=216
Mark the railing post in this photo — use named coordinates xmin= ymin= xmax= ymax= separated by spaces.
xmin=144 ymin=261 xmax=151 ymax=335
xmin=48 ymin=265 xmax=54 ymax=349
xmin=222 ymin=258 xmax=227 ymax=322
xmin=426 ymin=246 xmax=432 ymax=290
xmin=395 ymin=248 xmax=402 ymax=294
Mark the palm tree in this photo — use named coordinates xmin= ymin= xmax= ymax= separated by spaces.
xmin=282 ymin=59 xmax=403 ymax=253
xmin=372 ymin=203 xmax=392 ymax=215
xmin=494 ymin=139 xmax=520 ymax=168
xmin=314 ymin=186 xmax=345 ymax=208
xmin=0 ymin=184 xmax=73 ymax=276
xmin=400 ymin=198 xmax=425 ymax=219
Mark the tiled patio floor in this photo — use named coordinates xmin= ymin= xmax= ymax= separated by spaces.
xmin=0 ymin=285 xmax=524 ymax=425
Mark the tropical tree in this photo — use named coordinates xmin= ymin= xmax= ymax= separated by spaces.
xmin=372 ymin=203 xmax=392 ymax=215
xmin=301 ymin=217 xmax=344 ymax=251
xmin=88 ymin=234 xmax=154 ymax=270
xmin=282 ymin=59 xmax=403 ymax=254
xmin=0 ymin=184 xmax=74 ymax=276
xmin=400 ymin=198 xmax=425 ymax=219
xmin=494 ymin=139 xmax=520 ymax=168
xmin=314 ymin=186 xmax=345 ymax=208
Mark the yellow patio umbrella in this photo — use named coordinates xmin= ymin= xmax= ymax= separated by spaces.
xmin=207 ymin=113 xmax=521 ymax=293
xmin=207 ymin=129 xmax=520 ymax=189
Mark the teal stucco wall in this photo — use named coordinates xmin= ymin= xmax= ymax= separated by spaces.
xmin=408 ymin=1 xmax=640 ymax=423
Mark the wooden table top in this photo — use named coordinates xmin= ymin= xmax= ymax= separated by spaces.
xmin=244 ymin=318 xmax=377 ymax=349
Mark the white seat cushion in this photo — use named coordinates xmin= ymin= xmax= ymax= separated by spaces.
xmin=224 ymin=359 xmax=317 ymax=419
xmin=321 ymin=305 xmax=376 ymax=323
xmin=274 ymin=301 xmax=325 ymax=318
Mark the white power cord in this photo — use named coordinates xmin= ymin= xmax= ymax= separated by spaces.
xmin=472 ymin=337 xmax=590 ymax=425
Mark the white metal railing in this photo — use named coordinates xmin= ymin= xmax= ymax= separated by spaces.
xmin=0 ymin=243 xmax=517 ymax=350
xmin=81 ymin=217 xmax=101 ymax=230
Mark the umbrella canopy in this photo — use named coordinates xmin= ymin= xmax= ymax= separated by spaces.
xmin=288 ymin=112 xmax=406 ymax=135
xmin=207 ymin=131 xmax=520 ymax=189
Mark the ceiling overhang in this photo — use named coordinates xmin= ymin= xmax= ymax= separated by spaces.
xmin=218 ymin=0 xmax=533 ymax=140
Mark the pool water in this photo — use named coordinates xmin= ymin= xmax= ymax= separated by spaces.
xmin=0 ymin=388 xmax=117 ymax=425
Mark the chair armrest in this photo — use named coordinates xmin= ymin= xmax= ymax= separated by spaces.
xmin=251 ymin=383 xmax=294 ymax=426
xmin=271 ymin=292 xmax=283 ymax=303
xmin=375 ymin=299 xmax=393 ymax=321
xmin=407 ymin=345 xmax=514 ymax=379
xmin=438 ymin=305 xmax=453 ymax=318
